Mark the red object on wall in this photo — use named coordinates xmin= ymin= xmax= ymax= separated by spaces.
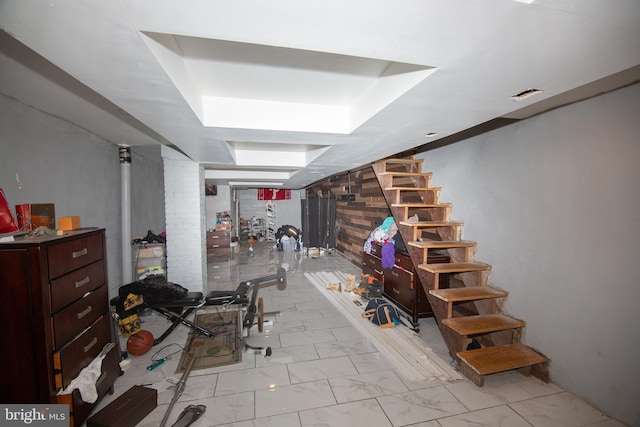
xmin=0 ymin=189 xmax=19 ymax=234
xmin=258 ymin=188 xmax=291 ymax=200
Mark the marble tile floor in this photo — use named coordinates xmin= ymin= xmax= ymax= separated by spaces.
xmin=92 ymin=242 xmax=625 ymax=427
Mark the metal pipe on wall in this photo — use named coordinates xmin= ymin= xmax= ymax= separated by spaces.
xmin=120 ymin=146 xmax=132 ymax=282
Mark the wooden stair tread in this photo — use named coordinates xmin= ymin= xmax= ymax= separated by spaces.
xmin=457 ymin=343 xmax=548 ymax=376
xmin=419 ymin=261 xmax=491 ymax=274
xmin=430 ymin=287 xmax=507 ymax=302
xmin=391 ymin=203 xmax=451 ymax=208
xmin=381 ymin=158 xmax=423 ymax=164
xmin=399 ymin=220 xmax=463 ymax=227
xmin=442 ymin=314 xmax=525 ymax=335
xmin=385 ymin=186 xmax=441 ymax=191
xmin=378 ymin=171 xmax=432 ymax=177
xmin=408 ymin=240 xmax=476 ymax=249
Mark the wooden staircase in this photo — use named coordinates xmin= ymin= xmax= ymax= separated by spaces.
xmin=373 ymin=157 xmax=549 ymax=386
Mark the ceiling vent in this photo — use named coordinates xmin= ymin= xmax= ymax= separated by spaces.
xmin=511 ymin=88 xmax=543 ymax=101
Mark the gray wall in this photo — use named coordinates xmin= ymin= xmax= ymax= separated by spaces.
xmin=417 ymin=83 xmax=640 ymax=426
xmin=0 ymin=93 xmax=165 ymax=294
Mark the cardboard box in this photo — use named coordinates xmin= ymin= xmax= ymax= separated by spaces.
xmin=58 ymin=216 xmax=80 ymax=230
xmin=15 ymin=203 xmax=55 ymax=231
xmin=86 ymin=385 xmax=157 ymax=427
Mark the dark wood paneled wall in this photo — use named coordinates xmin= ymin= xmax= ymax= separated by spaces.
xmin=305 ymin=166 xmax=391 ymax=266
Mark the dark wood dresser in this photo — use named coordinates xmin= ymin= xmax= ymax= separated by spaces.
xmin=0 ymin=228 xmax=120 ymax=426
xmin=207 ymin=230 xmax=231 ymax=257
xmin=362 ymin=242 xmax=449 ymax=323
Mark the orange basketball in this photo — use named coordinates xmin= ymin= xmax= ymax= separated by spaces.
xmin=126 ymin=330 xmax=154 ymax=356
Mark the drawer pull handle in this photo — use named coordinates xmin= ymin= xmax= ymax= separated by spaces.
xmin=75 ymin=277 xmax=90 ymax=288
xmin=77 ymin=305 xmax=92 ymax=319
xmin=391 ymin=271 xmax=399 ymax=277
xmin=211 ymin=235 xmax=220 ymax=239
xmin=84 ymin=337 xmax=98 ymax=353
xmin=72 ymin=248 xmax=88 ymax=258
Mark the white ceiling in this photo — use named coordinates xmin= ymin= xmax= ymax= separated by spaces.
xmin=1 ymin=0 xmax=639 ymax=189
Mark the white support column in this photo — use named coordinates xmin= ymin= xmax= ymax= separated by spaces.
xmin=119 ymin=146 xmax=132 ymax=282
xmin=161 ymin=145 xmax=206 ymax=292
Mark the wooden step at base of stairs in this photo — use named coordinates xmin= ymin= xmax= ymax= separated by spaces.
xmin=442 ymin=314 xmax=525 ymax=336
xmin=456 ymin=343 xmax=549 ymax=387
xmin=419 ymin=261 xmax=491 ymax=274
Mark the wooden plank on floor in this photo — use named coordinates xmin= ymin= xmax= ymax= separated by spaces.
xmin=304 ymin=271 xmax=462 ymax=383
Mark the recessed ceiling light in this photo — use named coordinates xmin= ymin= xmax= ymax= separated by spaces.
xmin=425 ymin=132 xmax=438 ymax=138
xmin=511 ymin=88 xmax=544 ymax=101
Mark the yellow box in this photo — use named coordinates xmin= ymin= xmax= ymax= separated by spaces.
xmin=58 ymin=216 xmax=80 ymax=230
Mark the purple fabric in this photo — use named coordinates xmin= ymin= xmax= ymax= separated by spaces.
xmin=381 ymin=242 xmax=395 ymax=269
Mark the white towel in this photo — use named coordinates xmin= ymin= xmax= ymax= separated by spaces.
xmin=58 ymin=343 xmax=113 ymax=403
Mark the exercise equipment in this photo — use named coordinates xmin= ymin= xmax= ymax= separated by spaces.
xmin=160 ymin=338 xmax=196 ymax=427
xmin=112 ymin=268 xmax=286 ymax=349
xmin=153 ymin=268 xmax=286 ymax=427
xmin=150 ymin=267 xmax=285 ymax=346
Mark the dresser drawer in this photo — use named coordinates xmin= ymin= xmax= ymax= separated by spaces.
xmin=208 ymin=241 xmax=229 ymax=249
xmin=369 ymin=243 xmax=383 ymax=258
xmin=50 ymin=260 xmax=105 ymax=312
xmin=207 ymin=231 xmax=230 ymax=244
xmin=56 ymin=344 xmax=121 ymax=427
xmin=54 ymin=315 xmax=112 ymax=389
xmin=48 ymin=233 xmax=104 ymax=279
xmin=393 ymin=252 xmax=413 ymax=271
xmin=207 ymin=231 xmax=230 ymax=255
xmin=361 ymin=264 xmax=383 ymax=281
xmin=208 ymin=247 xmax=231 ymax=257
xmin=363 ymin=252 xmax=383 ymax=274
xmin=383 ymin=267 xmax=413 ymax=310
xmin=53 ymin=285 xmax=108 ymax=349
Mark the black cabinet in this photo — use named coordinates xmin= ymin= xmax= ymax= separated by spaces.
xmin=301 ymin=198 xmax=336 ymax=248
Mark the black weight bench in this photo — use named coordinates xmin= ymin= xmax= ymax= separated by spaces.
xmin=115 ymin=268 xmax=287 ymax=347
